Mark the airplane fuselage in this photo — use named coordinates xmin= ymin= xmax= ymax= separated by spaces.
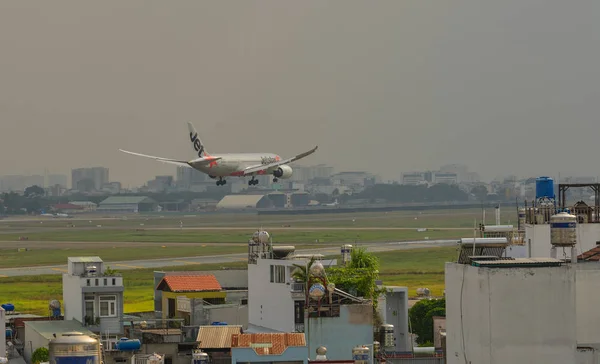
xmin=189 ymin=153 xmax=282 ymax=177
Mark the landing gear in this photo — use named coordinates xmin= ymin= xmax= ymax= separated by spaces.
xmin=273 ymin=177 xmax=279 ymax=183
xmin=216 ymin=177 xmax=227 ymax=186
xmin=248 ymin=177 xmax=258 ymax=186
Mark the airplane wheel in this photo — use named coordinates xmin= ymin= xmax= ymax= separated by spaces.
xmin=273 ymin=178 xmax=278 ymax=183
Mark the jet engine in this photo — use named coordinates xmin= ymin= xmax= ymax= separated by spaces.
xmin=273 ymin=165 xmax=293 ymax=179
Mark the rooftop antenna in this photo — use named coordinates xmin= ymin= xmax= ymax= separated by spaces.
xmin=472 ymin=218 xmax=477 ymax=256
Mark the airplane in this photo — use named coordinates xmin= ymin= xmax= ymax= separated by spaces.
xmin=323 ymin=198 xmax=339 ymax=207
xmin=119 ymin=122 xmax=318 ymax=186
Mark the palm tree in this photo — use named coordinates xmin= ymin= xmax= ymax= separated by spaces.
xmin=291 ymin=256 xmax=317 ymax=283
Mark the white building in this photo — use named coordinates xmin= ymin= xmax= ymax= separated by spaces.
xmin=432 ymin=172 xmax=458 ymax=185
xmin=246 ymin=233 xmax=406 ymax=360
xmin=445 ymin=259 xmax=577 ymax=364
xmin=247 ymin=249 xmax=337 ymax=333
xmin=62 ymin=257 xmax=124 ymax=334
xmin=447 ymin=236 xmax=600 ymax=363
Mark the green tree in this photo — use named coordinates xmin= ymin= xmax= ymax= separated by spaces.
xmin=409 ymin=298 xmax=446 ymax=345
xmin=24 ymin=185 xmax=45 ymax=198
xmin=31 ymin=347 xmax=49 ymax=364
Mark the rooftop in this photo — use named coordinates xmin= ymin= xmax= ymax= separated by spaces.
xmin=25 ymin=320 xmax=96 ymax=340
xmin=578 ymin=246 xmax=600 ymax=261
xmin=196 ymin=325 xmax=243 ymax=349
xmin=231 ymin=333 xmax=306 ymax=355
xmin=68 ymin=256 xmax=103 ymax=263
xmin=99 ymin=196 xmax=155 ymax=205
xmin=156 ymin=275 xmax=222 ymax=292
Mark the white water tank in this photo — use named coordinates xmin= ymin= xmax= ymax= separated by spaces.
xmin=341 ymin=244 xmax=353 ymax=265
xmin=518 ymin=208 xmax=526 ymax=230
xmin=550 ymin=212 xmax=577 ymax=247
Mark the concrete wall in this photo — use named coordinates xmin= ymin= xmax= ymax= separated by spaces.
xmin=576 ymin=263 xmax=600 ymax=345
xmin=62 ymin=274 xmax=83 ymax=322
xmin=306 ymin=304 xmax=373 ymax=361
xmin=445 ymin=262 xmax=577 ymax=364
xmin=231 ymin=346 xmax=308 ymax=364
xmin=381 ymin=288 xmax=410 ymax=352
xmin=248 ymin=260 xmax=296 ymax=332
xmin=24 ymin=323 xmax=49 ymax=363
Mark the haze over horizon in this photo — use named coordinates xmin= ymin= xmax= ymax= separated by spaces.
xmin=1 ymin=1 xmax=599 ymax=187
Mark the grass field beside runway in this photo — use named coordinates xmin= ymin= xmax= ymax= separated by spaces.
xmin=0 ymin=208 xmax=517 ymax=231
xmin=1 ymin=246 xmax=457 ymax=316
xmin=0 ymin=244 xmax=249 ymax=268
xmin=0 ymin=228 xmax=464 ymax=244
xmin=0 ymin=229 xmax=462 ymax=268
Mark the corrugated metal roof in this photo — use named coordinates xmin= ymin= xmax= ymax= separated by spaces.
xmin=196 ymin=325 xmax=242 ymax=348
xmin=156 ymin=275 xmax=222 ymax=292
xmin=471 ymin=257 xmax=563 ymax=268
xmin=579 ymin=246 xmax=600 ymax=261
xmin=216 ymin=195 xmax=267 ymax=209
xmin=231 ymin=333 xmax=306 ymax=355
xmin=99 ymin=196 xmax=155 ymax=205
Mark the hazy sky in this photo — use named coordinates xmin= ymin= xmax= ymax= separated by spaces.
xmin=1 ymin=0 xmax=599 ymax=186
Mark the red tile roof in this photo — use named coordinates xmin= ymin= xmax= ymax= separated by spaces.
xmin=578 ymin=246 xmax=600 ymax=261
xmin=231 ymin=333 xmax=306 ymax=355
xmin=156 ymin=275 xmax=222 ymax=292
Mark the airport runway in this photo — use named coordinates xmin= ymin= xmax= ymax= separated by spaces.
xmin=0 ymin=239 xmax=457 ymax=277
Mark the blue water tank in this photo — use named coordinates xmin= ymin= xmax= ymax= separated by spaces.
xmin=1 ymin=303 xmax=15 ymax=312
xmin=535 ymin=177 xmax=555 ymax=200
xmin=6 ymin=328 xmax=12 ymax=338
xmin=211 ymin=322 xmax=227 ymax=326
xmin=115 ymin=338 xmax=141 ymax=351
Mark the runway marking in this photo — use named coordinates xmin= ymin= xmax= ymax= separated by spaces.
xmin=52 ymin=268 xmax=68 ymax=273
xmin=173 ymin=260 xmax=201 ymax=265
xmin=115 ymin=263 xmax=144 ymax=269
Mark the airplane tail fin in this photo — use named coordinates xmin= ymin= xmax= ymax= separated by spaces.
xmin=187 ymin=122 xmax=209 ymax=158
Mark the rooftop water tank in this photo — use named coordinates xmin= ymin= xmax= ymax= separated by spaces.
xmin=115 ymin=338 xmax=141 ymax=351
xmin=341 ymin=245 xmax=353 ymax=265
xmin=550 ymin=212 xmax=577 ymax=247
xmin=379 ymin=324 xmax=395 ymax=348
xmin=352 ymin=346 xmax=370 ymax=364
xmin=1 ymin=303 xmax=14 ymax=312
xmin=536 ymin=177 xmax=555 ymax=200
xmin=192 ymin=350 xmax=209 ymax=364
xmin=49 ymin=332 xmax=100 ymax=364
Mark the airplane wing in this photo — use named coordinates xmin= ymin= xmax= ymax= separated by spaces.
xmin=119 ymin=149 xmax=191 ymax=167
xmin=243 ymin=146 xmax=318 ymax=175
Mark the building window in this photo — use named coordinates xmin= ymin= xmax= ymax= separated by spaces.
xmin=112 ymin=278 xmax=116 ymax=286
xmin=103 ymin=278 xmax=107 ymax=286
xmin=241 ymin=299 xmax=248 ymax=305
xmin=99 ymin=295 xmax=117 ymax=317
xmin=273 ymin=265 xmax=285 ymax=283
xmin=84 ymin=295 xmax=95 ymax=321
xmin=95 ymin=279 xmax=99 ymax=286
xmin=270 ymin=265 xmax=274 ymax=283
xmin=86 ymin=279 xmax=90 ymax=286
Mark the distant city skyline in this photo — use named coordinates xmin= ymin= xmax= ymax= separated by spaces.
xmin=1 ymin=1 xmax=599 ymax=186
